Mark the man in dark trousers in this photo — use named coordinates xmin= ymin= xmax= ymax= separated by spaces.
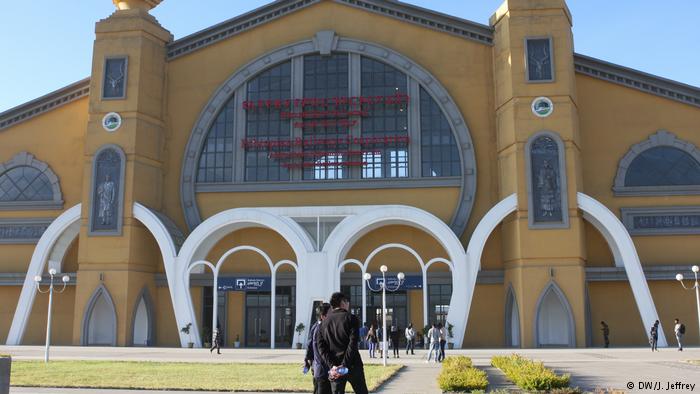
xmin=318 ymin=292 xmax=368 ymax=394
xmin=305 ymin=303 xmax=332 ymax=394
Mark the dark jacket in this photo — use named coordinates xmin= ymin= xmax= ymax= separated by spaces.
xmin=318 ymin=308 xmax=363 ymax=369
xmin=305 ymin=321 xmax=330 ymax=379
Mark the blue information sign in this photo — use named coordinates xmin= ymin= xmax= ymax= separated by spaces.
xmin=218 ymin=277 xmax=270 ymax=292
xmin=370 ymin=275 xmax=422 ymax=290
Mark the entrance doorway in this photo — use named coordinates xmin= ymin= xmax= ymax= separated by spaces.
xmin=246 ymin=293 xmax=271 ymax=347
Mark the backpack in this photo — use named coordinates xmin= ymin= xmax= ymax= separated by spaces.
xmin=680 ymin=324 xmax=686 ymax=334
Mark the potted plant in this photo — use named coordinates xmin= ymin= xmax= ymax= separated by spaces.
xmin=0 ymin=354 xmax=10 ymax=394
xmin=295 ymin=323 xmax=306 ymax=349
xmin=423 ymin=324 xmax=432 ymax=349
xmin=180 ymin=323 xmax=194 ymax=348
xmin=234 ymin=334 xmax=240 ymax=348
xmin=446 ymin=322 xmax=455 ymax=349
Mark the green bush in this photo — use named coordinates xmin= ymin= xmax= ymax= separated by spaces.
xmin=491 ymin=354 xmax=569 ymax=391
xmin=437 ymin=356 xmax=488 ymax=392
xmin=442 ymin=355 xmax=473 ymax=370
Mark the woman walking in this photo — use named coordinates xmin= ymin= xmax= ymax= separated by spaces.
xmin=209 ymin=328 xmax=222 ymax=355
xmin=367 ymin=324 xmax=378 ymax=358
xmin=390 ymin=325 xmax=400 ymax=358
xmin=437 ymin=323 xmax=447 ymax=362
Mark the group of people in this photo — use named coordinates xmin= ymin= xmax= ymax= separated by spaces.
xmin=649 ymin=318 xmax=686 ymax=352
xmin=426 ymin=322 xmax=448 ymax=363
xmin=304 ymin=292 xmax=368 ymax=394
xmin=359 ymin=323 xmax=416 ymax=359
xmin=601 ymin=318 xmax=687 ymax=351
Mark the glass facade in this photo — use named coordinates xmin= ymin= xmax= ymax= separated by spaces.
xmin=428 ymin=284 xmax=452 ymax=325
xmin=198 ymin=96 xmax=235 ymax=183
xmin=361 ymin=57 xmax=408 ymax=178
xmin=420 ymin=87 xmax=460 ymax=177
xmin=245 ymin=61 xmax=292 ymax=182
xmin=196 ymin=53 xmax=461 ymax=184
xmin=303 ymin=54 xmax=350 ymax=180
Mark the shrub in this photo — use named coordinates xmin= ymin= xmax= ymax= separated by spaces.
xmin=492 ymin=354 xmax=570 ymax=391
xmin=437 ymin=356 xmax=488 ymax=392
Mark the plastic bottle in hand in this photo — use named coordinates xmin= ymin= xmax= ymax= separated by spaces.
xmin=337 ymin=367 xmax=349 ymax=376
xmin=302 ymin=365 xmax=310 ymax=375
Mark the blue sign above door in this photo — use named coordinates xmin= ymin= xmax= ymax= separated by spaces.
xmin=368 ymin=275 xmax=422 ymax=290
xmin=218 ymin=277 xmax=271 ymax=292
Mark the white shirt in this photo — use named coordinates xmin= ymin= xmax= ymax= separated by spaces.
xmin=675 ymin=323 xmax=682 ymax=335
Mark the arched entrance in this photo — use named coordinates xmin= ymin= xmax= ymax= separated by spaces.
xmin=131 ymin=288 xmax=155 ymax=346
xmin=81 ymin=284 xmax=117 ymax=346
xmin=534 ymin=282 xmax=574 ymax=347
xmin=504 ymin=286 xmax=520 ymax=348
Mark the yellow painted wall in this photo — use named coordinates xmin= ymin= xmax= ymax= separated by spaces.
xmin=156 ymin=286 xmax=179 ymax=347
xmin=227 ymin=291 xmax=245 ymax=347
xmin=463 ymin=284 xmax=504 ymax=348
xmin=577 ymin=74 xmax=700 ymax=266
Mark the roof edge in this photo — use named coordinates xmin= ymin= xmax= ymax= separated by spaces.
xmin=166 ymin=0 xmax=494 ymax=60
xmin=574 ymin=53 xmax=700 ymax=108
xmin=332 ymin=0 xmax=493 ymax=45
xmin=0 ymin=78 xmax=91 ymax=131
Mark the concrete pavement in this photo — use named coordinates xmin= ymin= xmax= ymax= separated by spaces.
xmin=3 ymin=346 xmax=700 ymax=392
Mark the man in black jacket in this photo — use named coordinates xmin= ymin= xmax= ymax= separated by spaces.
xmin=304 ymin=302 xmax=332 ymax=394
xmin=317 ymin=292 xmax=368 ymax=394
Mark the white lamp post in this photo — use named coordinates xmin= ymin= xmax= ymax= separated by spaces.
xmin=364 ymin=265 xmax=404 ymax=367
xmin=34 ymin=268 xmax=70 ymax=363
xmin=676 ymin=265 xmax=700 ymax=343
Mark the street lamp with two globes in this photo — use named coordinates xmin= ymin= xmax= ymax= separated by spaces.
xmin=34 ymin=268 xmax=70 ymax=363
xmin=675 ymin=265 xmax=700 ymax=344
xmin=364 ymin=265 xmax=404 ymax=367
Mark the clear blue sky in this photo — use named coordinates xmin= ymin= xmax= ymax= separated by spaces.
xmin=1 ymin=1 xmax=698 ymax=113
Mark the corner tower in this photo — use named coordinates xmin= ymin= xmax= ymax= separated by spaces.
xmin=491 ymin=0 xmax=587 ymax=347
xmin=73 ymin=0 xmax=172 ymax=346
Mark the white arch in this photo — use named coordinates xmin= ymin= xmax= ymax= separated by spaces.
xmin=534 ymin=281 xmax=575 ymax=347
xmin=81 ymin=284 xmax=118 ymax=346
xmin=577 ymin=192 xmax=667 ymax=346
xmin=6 ymin=204 xmax=81 ymax=345
xmin=323 ymin=206 xmax=466 ymax=292
xmin=452 ymin=194 xmax=518 ymax=348
xmin=173 ymin=208 xmax=314 ymax=347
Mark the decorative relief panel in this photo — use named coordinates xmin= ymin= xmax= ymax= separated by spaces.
xmin=0 ymin=218 xmax=52 ymax=244
xmin=89 ymin=145 xmax=125 ymax=235
xmin=621 ymin=206 xmax=700 ymax=235
xmin=102 ymin=57 xmax=127 ymax=99
xmin=525 ymin=38 xmax=554 ymax=82
xmin=526 ymin=132 xmax=569 ymax=228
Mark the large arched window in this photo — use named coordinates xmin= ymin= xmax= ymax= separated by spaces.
xmin=182 ymin=34 xmax=478 ymax=233
xmin=614 ymin=130 xmax=700 ymax=195
xmin=195 ymin=52 xmax=461 ymax=183
xmin=0 ymin=152 xmax=63 ymax=210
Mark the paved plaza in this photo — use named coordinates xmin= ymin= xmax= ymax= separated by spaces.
xmin=3 ymin=345 xmax=700 ymax=393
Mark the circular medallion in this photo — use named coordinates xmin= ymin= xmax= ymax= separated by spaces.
xmin=531 ymin=97 xmax=554 ymax=118
xmin=102 ymin=112 xmax=122 ymax=132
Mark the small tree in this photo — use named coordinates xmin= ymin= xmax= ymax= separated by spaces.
xmin=446 ymin=322 xmax=454 ymax=340
xmin=295 ymin=323 xmax=306 ymax=348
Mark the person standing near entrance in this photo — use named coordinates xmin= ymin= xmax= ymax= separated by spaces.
xmin=390 ymin=325 xmax=400 ymax=358
xmin=437 ymin=323 xmax=447 ymax=362
xmin=359 ymin=322 xmax=369 ymax=350
xmin=649 ymin=320 xmax=659 ymax=352
xmin=405 ymin=324 xmax=415 ymax=355
xmin=305 ymin=302 xmax=332 ymax=394
xmin=318 ymin=292 xmax=368 ymax=394
xmin=425 ymin=323 xmax=440 ymax=363
xmin=366 ymin=325 xmax=377 ymax=358
xmin=600 ymin=321 xmax=610 ymax=348
xmin=674 ymin=318 xmax=685 ymax=351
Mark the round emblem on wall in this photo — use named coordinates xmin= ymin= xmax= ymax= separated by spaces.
xmin=102 ymin=112 xmax=122 ymax=132
xmin=531 ymin=97 xmax=554 ymax=118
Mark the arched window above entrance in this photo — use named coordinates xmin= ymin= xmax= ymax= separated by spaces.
xmin=183 ymin=34 xmax=477 ymax=234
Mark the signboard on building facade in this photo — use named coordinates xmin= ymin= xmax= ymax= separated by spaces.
xmin=218 ymin=277 xmax=271 ymax=292
xmin=372 ymin=275 xmax=422 ymax=290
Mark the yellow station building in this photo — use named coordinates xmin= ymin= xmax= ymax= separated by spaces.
xmin=1 ymin=0 xmax=699 ymax=349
